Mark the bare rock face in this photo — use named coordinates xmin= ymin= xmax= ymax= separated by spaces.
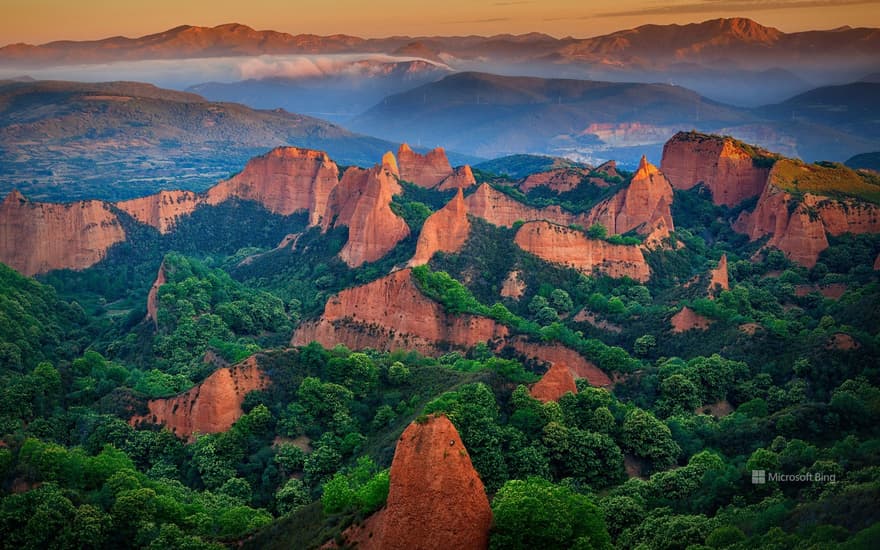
xmin=734 ymin=159 xmax=880 ymax=267
xmin=500 ymin=270 xmax=526 ymax=299
xmin=464 ymin=184 xmax=584 ymax=228
xmin=521 ymin=168 xmax=590 ymax=193
xmin=437 ymin=165 xmax=477 ymax=191
xmin=661 ymin=132 xmax=771 ymax=206
xmin=324 ymin=165 xmax=410 ymax=267
xmin=586 ymin=156 xmax=674 ymax=242
xmin=514 ymin=221 xmax=650 ymax=282
xmin=510 ymin=338 xmax=612 ymax=387
xmin=708 ymin=254 xmax=729 ymax=296
xmin=874 ymin=253 xmax=880 ymax=270
xmin=146 ymin=260 xmax=167 ymax=327
xmin=530 ymin=363 xmax=579 ymax=402
xmin=671 ymin=306 xmax=713 ymax=333
xmin=291 ymin=268 xmax=508 ymax=353
xmin=207 ymin=147 xmax=340 ymax=224
xmin=117 ymin=190 xmax=202 ymax=234
xmin=130 ymin=356 xmax=267 ymax=441
xmin=397 ymin=143 xmax=454 ymax=188
xmin=366 ymin=415 xmax=492 ymax=550
xmin=0 ymin=190 xmax=126 ymax=276
xmin=408 ymin=188 xmax=470 ymax=266
xmin=382 ymin=151 xmax=400 ymax=177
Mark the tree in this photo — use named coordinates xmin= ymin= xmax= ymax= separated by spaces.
xmin=490 ymin=477 xmax=612 ymax=550
xmin=587 ymin=223 xmax=608 ymax=240
xmin=659 ymin=374 xmax=702 ymax=416
xmin=634 ymin=335 xmax=657 ymax=357
xmin=276 ymin=479 xmax=310 ymax=515
xmin=621 ymin=409 xmax=681 ymax=470
xmin=550 ymin=289 xmax=574 ymax=314
xmin=387 ymin=361 xmax=411 ymax=385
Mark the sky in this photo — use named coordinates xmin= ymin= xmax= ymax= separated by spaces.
xmin=2 ymin=0 xmax=880 ymax=44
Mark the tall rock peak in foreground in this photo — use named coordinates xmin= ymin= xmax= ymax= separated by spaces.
xmin=708 ymin=254 xmax=729 ymax=296
xmin=408 ymin=188 xmax=471 ymax=266
xmin=530 ymin=362 xmax=578 ymax=402
xmin=345 ymin=415 xmax=492 ymax=549
xmin=661 ymin=132 xmax=773 ymax=207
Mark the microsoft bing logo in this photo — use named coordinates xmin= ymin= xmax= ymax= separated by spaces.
xmin=751 ymin=470 xmax=766 ymax=484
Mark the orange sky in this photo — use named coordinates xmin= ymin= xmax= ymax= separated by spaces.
xmin=2 ymin=0 xmax=880 ymax=44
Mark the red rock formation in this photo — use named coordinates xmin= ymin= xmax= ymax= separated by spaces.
xmin=585 ymin=156 xmax=674 ymax=243
xmin=500 ymin=270 xmax=526 ymax=299
xmin=291 ymin=268 xmax=508 ymax=353
xmin=874 ymin=253 xmax=880 ymax=270
xmin=572 ymin=309 xmax=623 ymax=333
xmin=382 ymin=151 xmax=400 ymax=177
xmin=324 ymin=164 xmax=410 ymax=267
xmin=595 ymin=160 xmax=619 ymax=179
xmin=437 ymin=165 xmax=477 ymax=191
xmin=509 ymin=338 xmax=612 ymax=387
xmin=408 ymin=188 xmax=470 ymax=266
xmin=0 ymin=190 xmax=126 ymax=275
xmin=671 ymin=306 xmax=712 ymax=333
xmin=661 ymin=132 xmax=772 ymax=206
xmin=397 ymin=144 xmax=454 ymax=188
xmin=363 ymin=415 xmax=492 ymax=550
xmin=130 ymin=356 xmax=267 ymax=441
xmin=530 ymin=363 xmax=579 ymax=402
xmin=734 ymin=160 xmax=880 ymax=267
xmin=464 ymin=184 xmax=585 ymax=228
xmin=521 ymin=168 xmax=589 ymax=193
xmin=146 ymin=261 xmax=167 ymax=327
xmin=207 ymin=147 xmax=340 ymax=224
xmin=794 ymin=283 xmax=847 ymax=299
xmin=116 ymin=190 xmax=201 ymax=234
xmin=826 ymin=333 xmax=860 ymax=350
xmin=514 ymin=221 xmax=650 ymax=282
xmin=708 ymin=254 xmax=729 ymax=296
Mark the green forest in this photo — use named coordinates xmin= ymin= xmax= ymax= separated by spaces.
xmin=1 ymin=158 xmax=879 ymax=550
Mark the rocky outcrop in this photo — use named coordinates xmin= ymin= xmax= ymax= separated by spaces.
xmin=351 ymin=415 xmax=492 ymax=550
xmin=146 ymin=261 xmax=167 ymax=327
xmin=521 ymin=168 xmax=589 ymax=193
xmin=116 ymin=190 xmax=202 ymax=234
xmin=661 ymin=132 xmax=773 ymax=206
xmin=291 ymin=268 xmax=508 ymax=353
xmin=130 ymin=356 xmax=267 ymax=441
xmin=530 ymin=363 xmax=579 ymax=402
xmin=509 ymin=338 xmax=612 ymax=387
xmin=585 ymin=156 xmax=674 ymax=243
xmin=207 ymin=147 xmax=340 ymax=224
xmin=324 ymin=165 xmax=410 ymax=267
xmin=874 ymin=253 xmax=880 ymax=270
xmin=514 ymin=221 xmax=650 ymax=282
xmin=464 ymin=184 xmax=584 ymax=228
xmin=733 ymin=159 xmax=880 ymax=267
xmin=794 ymin=283 xmax=847 ymax=299
xmin=437 ymin=165 xmax=477 ymax=191
xmin=500 ymin=270 xmax=526 ymax=299
xmin=827 ymin=333 xmax=860 ymax=351
xmin=670 ymin=306 xmax=712 ymax=333
xmin=708 ymin=254 xmax=729 ymax=296
xmin=408 ymin=188 xmax=470 ymax=266
xmin=397 ymin=144 xmax=454 ymax=188
xmin=0 ymin=190 xmax=126 ymax=276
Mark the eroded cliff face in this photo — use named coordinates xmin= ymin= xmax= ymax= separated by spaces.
xmin=437 ymin=165 xmax=477 ymax=191
xmin=585 ymin=156 xmax=674 ymax=244
xmin=397 ymin=143 xmax=454 ymax=188
xmin=514 ymin=221 xmax=650 ymax=282
xmin=291 ymin=268 xmax=508 ymax=353
xmin=351 ymin=415 xmax=492 ymax=550
xmin=408 ymin=188 xmax=470 ymax=266
xmin=207 ymin=147 xmax=340 ymax=224
xmin=733 ymin=159 xmax=880 ymax=267
xmin=116 ymin=190 xmax=202 ymax=234
xmin=661 ymin=132 xmax=772 ymax=206
xmin=671 ymin=306 xmax=712 ymax=333
xmin=708 ymin=254 xmax=729 ymax=296
xmin=324 ymin=165 xmax=410 ymax=267
xmin=509 ymin=338 xmax=612 ymax=387
xmin=500 ymin=270 xmax=526 ymax=299
xmin=145 ymin=261 xmax=167 ymax=327
xmin=530 ymin=363 xmax=578 ymax=402
xmin=130 ymin=356 xmax=267 ymax=441
xmin=464 ymin=184 xmax=584 ymax=228
xmin=0 ymin=190 xmax=126 ymax=275
xmin=521 ymin=168 xmax=590 ymax=193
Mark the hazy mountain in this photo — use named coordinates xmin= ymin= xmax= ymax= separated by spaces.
xmin=0 ymin=79 xmax=401 ymax=201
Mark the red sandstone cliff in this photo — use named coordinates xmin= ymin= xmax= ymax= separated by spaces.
xmin=500 ymin=269 xmax=526 ymax=299
xmin=291 ymin=268 xmax=508 ymax=353
xmin=661 ymin=132 xmax=772 ymax=206
xmin=708 ymin=254 xmax=729 ymax=296
xmin=408 ymin=188 xmax=470 ymax=266
xmin=117 ymin=190 xmax=202 ymax=234
xmin=671 ymin=306 xmax=712 ymax=333
xmin=323 ymin=164 xmax=410 ymax=267
xmin=510 ymin=338 xmax=612 ymax=387
xmin=530 ymin=363 xmax=578 ymax=402
xmin=130 ymin=356 xmax=267 ymax=441
xmin=514 ymin=221 xmax=650 ymax=282
xmin=145 ymin=260 xmax=167 ymax=327
xmin=348 ymin=415 xmax=492 ymax=550
xmin=396 ymin=144 xmax=454 ymax=188
xmin=521 ymin=168 xmax=590 ymax=193
xmin=585 ymin=156 xmax=674 ymax=244
xmin=437 ymin=165 xmax=477 ymax=191
xmin=0 ymin=190 xmax=126 ymax=276
xmin=207 ymin=147 xmax=340 ymax=224
xmin=464 ymin=184 xmax=585 ymax=228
